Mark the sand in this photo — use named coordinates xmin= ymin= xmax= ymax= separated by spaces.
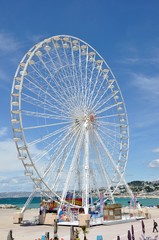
xmin=1 ymin=207 xmax=159 ymax=240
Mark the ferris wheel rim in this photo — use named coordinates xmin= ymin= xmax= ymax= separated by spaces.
xmin=11 ymin=34 xmax=129 ymax=208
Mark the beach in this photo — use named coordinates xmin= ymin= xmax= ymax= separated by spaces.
xmin=1 ymin=207 xmax=159 ymax=240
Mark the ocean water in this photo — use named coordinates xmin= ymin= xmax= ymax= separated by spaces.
xmin=0 ymin=196 xmax=159 ymax=209
xmin=0 ymin=197 xmax=41 ymax=209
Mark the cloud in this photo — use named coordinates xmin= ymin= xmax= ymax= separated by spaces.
xmin=131 ymin=74 xmax=159 ymax=99
xmin=0 ymin=175 xmax=33 ymax=192
xmin=0 ymin=133 xmax=37 ymax=192
xmin=153 ymin=148 xmax=159 ymax=153
xmin=149 ymin=159 xmax=159 ymax=168
xmin=0 ymin=31 xmax=24 ymax=88
xmin=0 ymin=138 xmax=23 ymax=173
xmin=26 ymin=33 xmax=47 ymax=45
xmin=0 ymin=135 xmax=44 ymax=173
xmin=0 ymin=32 xmax=22 ymax=54
xmin=0 ymin=127 xmax=8 ymax=137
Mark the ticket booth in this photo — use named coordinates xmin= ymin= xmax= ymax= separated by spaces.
xmin=103 ymin=204 xmax=122 ymax=221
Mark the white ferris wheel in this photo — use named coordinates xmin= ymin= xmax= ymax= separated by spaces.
xmin=11 ymin=35 xmax=130 ymax=214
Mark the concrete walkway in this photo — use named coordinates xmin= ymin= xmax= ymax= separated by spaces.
xmin=1 ymin=208 xmax=159 ymax=239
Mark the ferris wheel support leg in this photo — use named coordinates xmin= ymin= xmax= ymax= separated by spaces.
xmin=83 ymin=122 xmax=90 ymax=214
xmin=60 ymin=129 xmax=84 ymax=208
xmin=20 ymin=188 xmax=37 ymax=213
xmin=94 ymin=130 xmax=137 ymax=206
xmin=119 ymin=174 xmax=134 ymax=198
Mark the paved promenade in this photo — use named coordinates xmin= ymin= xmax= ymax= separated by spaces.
xmin=1 ymin=208 xmax=159 ymax=239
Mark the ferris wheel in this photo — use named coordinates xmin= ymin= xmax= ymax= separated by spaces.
xmin=11 ymin=35 xmax=130 ymax=214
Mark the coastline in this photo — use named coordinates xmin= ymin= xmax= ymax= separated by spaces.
xmin=1 ymin=194 xmax=159 ymax=211
xmin=114 ymin=194 xmax=159 ymax=199
xmin=1 ymin=194 xmax=159 ymax=199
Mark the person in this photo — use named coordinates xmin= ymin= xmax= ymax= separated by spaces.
xmin=58 ymin=208 xmax=64 ymax=221
xmin=39 ymin=202 xmax=46 ymax=215
xmin=153 ymin=220 xmax=158 ymax=232
xmin=7 ymin=230 xmax=14 ymax=240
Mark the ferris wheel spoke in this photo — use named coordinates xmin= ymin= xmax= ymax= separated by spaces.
xmin=22 ymin=110 xmax=71 ymax=122
xmin=23 ymin=78 xmax=68 ymax=115
xmin=32 ymin=127 xmax=72 ymax=166
xmin=97 ymin=127 xmax=121 ymax=152
xmin=70 ymin=41 xmax=80 ymax=97
xmin=62 ymin=39 xmax=79 ymax=97
xmin=45 ymin=145 xmax=79 ymax=193
xmin=47 ymin=126 xmax=80 ymax=177
xmin=92 ymin=90 xmax=119 ymax=114
xmin=87 ymin=62 xmax=103 ymax=107
xmin=96 ymin=112 xmax=125 ymax=120
xmin=61 ymin=39 xmax=74 ymax=76
xmin=51 ymin=39 xmax=76 ymax=93
xmin=83 ymin=46 xmax=89 ymax=105
xmin=92 ymin=89 xmax=119 ymax=113
xmin=26 ymin=65 xmax=71 ymax=106
xmin=44 ymin=45 xmax=79 ymax=102
xmin=28 ymin=58 xmax=73 ymax=105
xmin=61 ymin=127 xmax=84 ymax=202
xmin=97 ymin=125 xmax=120 ymax=140
xmin=51 ymin=129 xmax=81 ymax=182
xmin=42 ymin=124 xmax=81 ymax=179
xmin=77 ymin=44 xmax=86 ymax=104
xmin=35 ymin=125 xmax=79 ymax=164
xmin=98 ymin=124 xmax=120 ymax=140
xmin=23 ymin=120 xmax=70 ymax=130
xmin=33 ymin=48 xmax=68 ymax=91
xmin=24 ymin=71 xmax=65 ymax=103
xmin=80 ymin=58 xmax=88 ymax=107
xmin=91 ymin=135 xmax=115 ymax=201
xmin=85 ymin=58 xmax=96 ymax=108
xmin=94 ymin=129 xmax=126 ymax=181
xmin=21 ymin=95 xmax=67 ymax=119
xmin=96 ymin=101 xmax=123 ymax=115
xmin=97 ymin=119 xmax=127 ymax=128
xmin=89 ymin=168 xmax=100 ymax=197
xmin=90 ymin=76 xmax=115 ymax=110
xmin=50 ymin=128 xmax=81 ymax=191
xmin=27 ymin=124 xmax=70 ymax=147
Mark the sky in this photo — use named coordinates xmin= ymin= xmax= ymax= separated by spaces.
xmin=0 ymin=0 xmax=159 ymax=192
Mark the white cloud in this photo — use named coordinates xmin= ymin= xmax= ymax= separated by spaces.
xmin=0 ymin=136 xmax=44 ymax=173
xmin=132 ymin=74 xmax=159 ymax=99
xmin=0 ymin=136 xmax=36 ymax=191
xmin=0 ymin=127 xmax=8 ymax=137
xmin=0 ymin=138 xmax=23 ymax=172
xmin=153 ymin=148 xmax=159 ymax=153
xmin=149 ymin=159 xmax=159 ymax=168
xmin=0 ymin=32 xmax=22 ymax=54
xmin=0 ymin=175 xmax=33 ymax=192
xmin=26 ymin=33 xmax=47 ymax=45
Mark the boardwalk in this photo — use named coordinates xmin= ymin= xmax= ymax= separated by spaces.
xmin=0 ymin=208 xmax=159 ymax=240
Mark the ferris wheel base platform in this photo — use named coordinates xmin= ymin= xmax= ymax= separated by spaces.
xmin=58 ymin=216 xmax=145 ymax=227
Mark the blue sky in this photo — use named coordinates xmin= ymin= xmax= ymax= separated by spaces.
xmin=0 ymin=0 xmax=159 ymax=192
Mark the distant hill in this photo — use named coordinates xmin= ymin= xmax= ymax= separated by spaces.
xmin=0 ymin=192 xmax=40 ymax=198
xmin=127 ymin=180 xmax=159 ymax=195
xmin=1 ymin=180 xmax=159 ymax=198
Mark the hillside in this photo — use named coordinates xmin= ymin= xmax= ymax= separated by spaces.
xmin=1 ymin=180 xmax=159 ymax=198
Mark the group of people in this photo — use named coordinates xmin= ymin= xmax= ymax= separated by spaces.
xmin=39 ymin=200 xmax=57 ymax=215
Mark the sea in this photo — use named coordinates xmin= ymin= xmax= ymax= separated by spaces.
xmin=0 ymin=196 xmax=159 ymax=209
